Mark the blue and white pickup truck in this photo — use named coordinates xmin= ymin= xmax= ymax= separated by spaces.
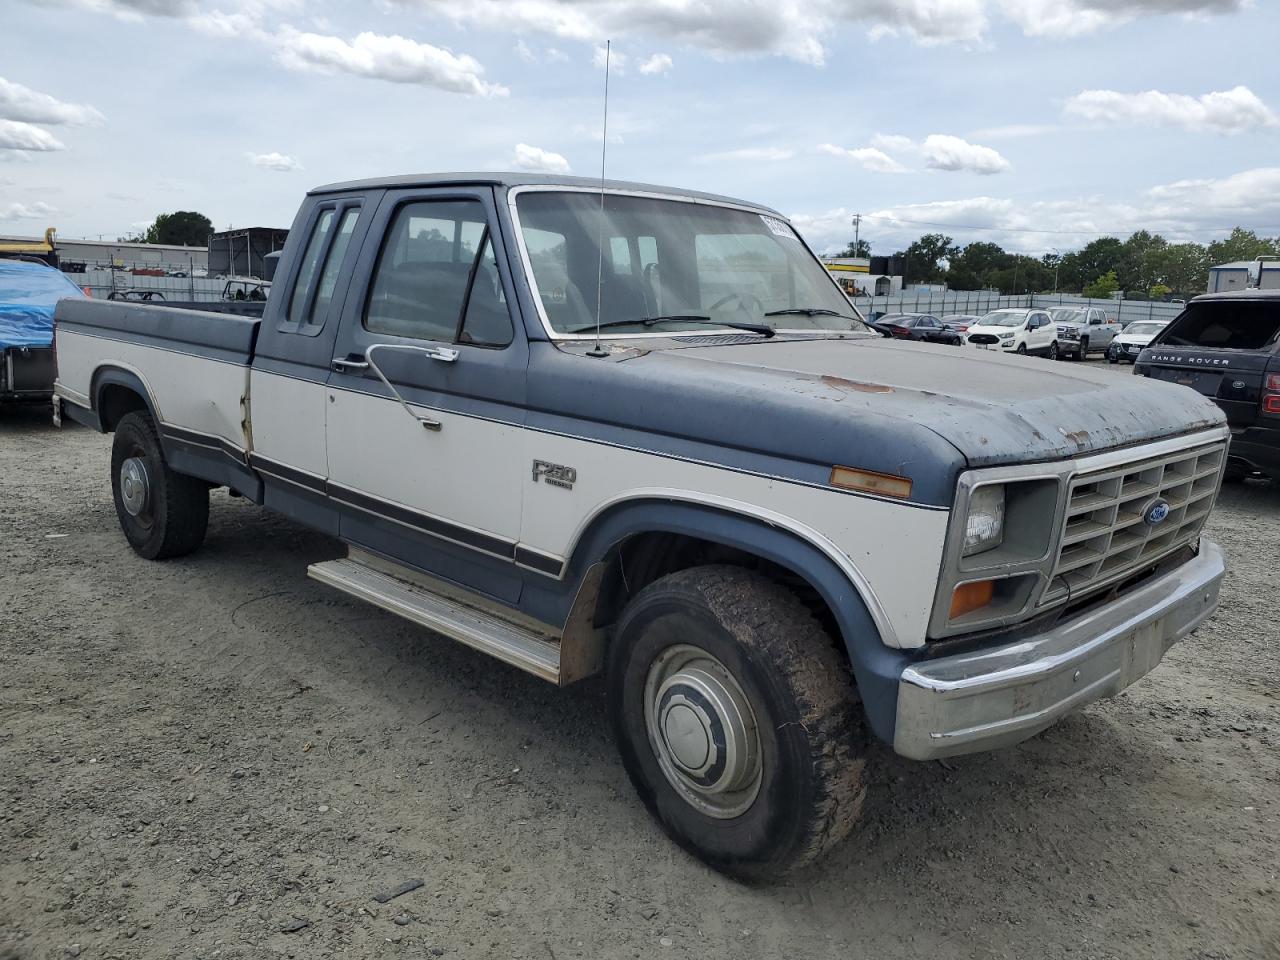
xmin=53 ymin=173 xmax=1229 ymax=880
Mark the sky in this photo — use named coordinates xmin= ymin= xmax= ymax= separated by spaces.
xmin=2 ymin=0 xmax=1279 ymax=256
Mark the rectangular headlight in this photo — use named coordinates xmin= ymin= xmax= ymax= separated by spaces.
xmin=963 ymin=484 xmax=1005 ymax=556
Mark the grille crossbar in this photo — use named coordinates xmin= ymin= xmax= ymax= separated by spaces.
xmin=1042 ymin=442 xmax=1224 ymax=605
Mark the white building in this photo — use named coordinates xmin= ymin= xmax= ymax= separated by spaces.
xmin=1208 ymin=258 xmax=1280 ymax=292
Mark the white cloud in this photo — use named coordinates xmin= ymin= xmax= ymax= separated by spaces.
xmin=401 ymin=0 xmax=1244 ymax=62
xmin=637 ymin=53 xmax=673 ymax=75
xmin=833 ymin=133 xmax=1009 ymax=174
xmin=1001 ymin=0 xmax=1245 ymax=37
xmin=789 ymin=166 xmax=1280 ymax=255
xmin=919 ymin=134 xmax=1011 ymax=174
xmin=699 ymin=146 xmax=795 ymax=163
xmin=247 ymin=151 xmax=301 ymax=171
xmin=1 ymin=200 xmax=58 ymax=220
xmin=511 ymin=143 xmax=571 ymax=173
xmin=818 ymin=143 xmax=909 ymax=173
xmin=515 ymin=38 xmax=537 ymax=62
xmin=1063 ymin=85 xmax=1278 ymax=134
xmin=0 ymin=77 xmax=104 ymax=126
xmin=0 ymin=119 xmax=65 ymax=152
xmin=274 ymin=28 xmax=508 ymax=97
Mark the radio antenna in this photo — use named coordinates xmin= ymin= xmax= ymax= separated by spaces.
xmin=586 ymin=39 xmax=612 ymax=358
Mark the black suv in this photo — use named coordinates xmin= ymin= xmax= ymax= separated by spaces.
xmin=1135 ymin=290 xmax=1280 ymax=480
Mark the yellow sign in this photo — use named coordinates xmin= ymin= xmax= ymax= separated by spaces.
xmin=825 ymin=263 xmax=870 ymax=274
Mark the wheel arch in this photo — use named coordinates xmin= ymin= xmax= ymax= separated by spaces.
xmin=562 ymin=494 xmax=908 ymax=744
xmin=91 ymin=364 xmax=160 ymax=433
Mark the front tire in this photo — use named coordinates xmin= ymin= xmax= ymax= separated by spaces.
xmin=1047 ymin=342 xmax=1059 ymax=360
xmin=1016 ymin=343 xmax=1028 ymax=355
xmin=111 ymin=411 xmax=209 ymax=559
xmin=1079 ymin=336 xmax=1090 ymax=358
xmin=608 ymin=566 xmax=867 ymax=882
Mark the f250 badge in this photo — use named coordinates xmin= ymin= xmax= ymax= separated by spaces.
xmin=532 ymin=460 xmax=577 ymax=490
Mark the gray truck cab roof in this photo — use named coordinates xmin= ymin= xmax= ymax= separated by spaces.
xmin=309 ymin=172 xmax=785 ymax=218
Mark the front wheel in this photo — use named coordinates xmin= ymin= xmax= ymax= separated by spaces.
xmin=111 ymin=411 xmax=209 ymax=559
xmin=1079 ymin=336 xmax=1090 ymax=357
xmin=1016 ymin=343 xmax=1028 ymax=355
xmin=608 ymin=566 xmax=867 ymax=881
xmin=1047 ymin=342 xmax=1059 ymax=360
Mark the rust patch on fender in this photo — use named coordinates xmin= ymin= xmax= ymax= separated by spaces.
xmin=1061 ymin=429 xmax=1092 ymax=449
xmin=821 ymin=375 xmax=894 ymax=394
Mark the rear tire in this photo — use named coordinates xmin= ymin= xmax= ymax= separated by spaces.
xmin=111 ymin=411 xmax=209 ymax=560
xmin=608 ymin=565 xmax=867 ymax=882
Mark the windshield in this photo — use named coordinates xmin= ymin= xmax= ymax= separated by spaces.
xmin=1050 ymin=308 xmax=1085 ymax=323
xmin=515 ymin=191 xmax=867 ymax=337
xmin=977 ymin=310 xmax=1029 ymax=328
xmin=1124 ymin=322 xmax=1164 ymax=336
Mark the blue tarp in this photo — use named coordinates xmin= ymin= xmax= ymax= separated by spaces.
xmin=0 ymin=259 xmax=85 ymax=349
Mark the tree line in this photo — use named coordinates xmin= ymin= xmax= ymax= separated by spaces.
xmin=838 ymin=227 xmax=1280 ymax=300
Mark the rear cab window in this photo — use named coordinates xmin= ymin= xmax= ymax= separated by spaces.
xmin=1161 ymin=300 xmax=1280 ymax=351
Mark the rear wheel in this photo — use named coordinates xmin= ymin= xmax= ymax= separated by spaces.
xmin=608 ymin=566 xmax=867 ymax=882
xmin=111 ymin=411 xmax=209 ymax=559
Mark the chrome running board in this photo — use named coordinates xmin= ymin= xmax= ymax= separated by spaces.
xmin=307 ymin=555 xmax=561 ymax=683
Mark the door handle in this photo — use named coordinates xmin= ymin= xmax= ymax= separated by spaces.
xmin=423 ymin=346 xmax=459 ymax=363
xmin=332 ymin=357 xmax=369 ymax=373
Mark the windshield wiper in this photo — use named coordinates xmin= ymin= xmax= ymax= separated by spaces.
xmin=764 ymin=307 xmax=858 ymax=321
xmin=568 ymin=315 xmax=775 ymax=337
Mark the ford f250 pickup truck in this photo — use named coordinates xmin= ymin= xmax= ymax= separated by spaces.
xmin=53 ymin=173 xmax=1230 ymax=880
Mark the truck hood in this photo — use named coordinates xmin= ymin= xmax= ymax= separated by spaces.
xmin=667 ymin=336 xmax=1226 ymax=467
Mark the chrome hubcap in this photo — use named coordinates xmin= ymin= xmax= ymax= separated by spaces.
xmin=644 ymin=645 xmax=762 ymax=819
xmin=119 ymin=457 xmax=150 ymax=518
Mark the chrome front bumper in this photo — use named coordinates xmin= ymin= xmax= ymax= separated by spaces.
xmin=893 ymin=539 xmax=1225 ymax=760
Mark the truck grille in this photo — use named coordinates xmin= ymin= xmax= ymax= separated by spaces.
xmin=1041 ymin=441 xmax=1225 ymax=605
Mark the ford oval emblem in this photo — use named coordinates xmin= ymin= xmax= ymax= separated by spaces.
xmin=1143 ymin=499 xmax=1171 ymax=526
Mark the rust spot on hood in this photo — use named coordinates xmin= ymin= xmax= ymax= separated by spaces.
xmin=1061 ymin=428 xmax=1092 ymax=449
xmin=821 ymin=375 xmax=893 ymax=394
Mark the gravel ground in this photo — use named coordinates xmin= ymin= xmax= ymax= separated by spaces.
xmin=2 ymin=358 xmax=1278 ymax=960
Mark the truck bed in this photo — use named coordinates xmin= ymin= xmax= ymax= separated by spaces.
xmin=54 ymin=298 xmax=260 ymax=457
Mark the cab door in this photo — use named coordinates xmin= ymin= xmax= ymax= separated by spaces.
xmin=323 ymin=187 xmax=529 ymax=600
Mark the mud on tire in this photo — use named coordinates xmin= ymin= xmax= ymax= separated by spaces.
xmin=607 ymin=564 xmax=868 ymax=882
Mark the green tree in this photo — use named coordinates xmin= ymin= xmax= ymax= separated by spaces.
xmin=1083 ymin=270 xmax=1120 ymax=300
xmin=1206 ymin=227 xmax=1280 ymax=266
xmin=1058 ymin=237 xmax=1124 ymax=293
xmin=142 ymin=211 xmax=215 ymax=247
xmin=1146 ymin=242 xmax=1210 ymax=296
xmin=1148 ymin=283 xmax=1173 ymax=300
xmin=837 ymin=239 xmax=872 ymax=258
xmin=895 ymin=233 xmax=959 ymax=285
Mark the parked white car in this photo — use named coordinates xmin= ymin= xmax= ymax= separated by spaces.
xmin=965 ymin=308 xmax=1058 ymax=358
xmin=1107 ymin=319 xmax=1168 ymax=364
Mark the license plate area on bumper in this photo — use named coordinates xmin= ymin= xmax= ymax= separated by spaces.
xmin=893 ymin=541 xmax=1225 ymax=761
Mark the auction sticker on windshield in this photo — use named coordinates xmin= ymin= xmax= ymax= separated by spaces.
xmin=761 ymin=215 xmax=796 ymax=239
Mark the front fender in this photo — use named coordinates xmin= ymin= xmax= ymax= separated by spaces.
xmin=564 ymin=496 xmax=911 ymax=744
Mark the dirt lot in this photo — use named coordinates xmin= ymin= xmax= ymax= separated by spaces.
xmin=2 ymin=359 xmax=1278 ymax=960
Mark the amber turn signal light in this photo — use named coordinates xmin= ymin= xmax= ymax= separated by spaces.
xmin=829 ymin=466 xmax=912 ymax=499
xmin=950 ymin=580 xmax=995 ymax=620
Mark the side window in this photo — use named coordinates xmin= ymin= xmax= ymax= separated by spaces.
xmin=365 ymin=199 xmax=490 ymax=342
xmin=307 ymin=207 xmax=360 ymax=326
xmin=287 ymin=208 xmax=334 ymax=326
xmin=459 ymin=236 xmax=513 ymax=347
xmin=609 ymin=236 xmax=633 ymax=275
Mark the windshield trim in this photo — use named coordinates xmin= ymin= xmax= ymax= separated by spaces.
xmin=506 ymin=184 xmax=867 ymax=342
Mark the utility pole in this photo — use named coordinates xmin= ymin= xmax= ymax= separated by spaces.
xmin=851 ymin=213 xmax=862 ymax=257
